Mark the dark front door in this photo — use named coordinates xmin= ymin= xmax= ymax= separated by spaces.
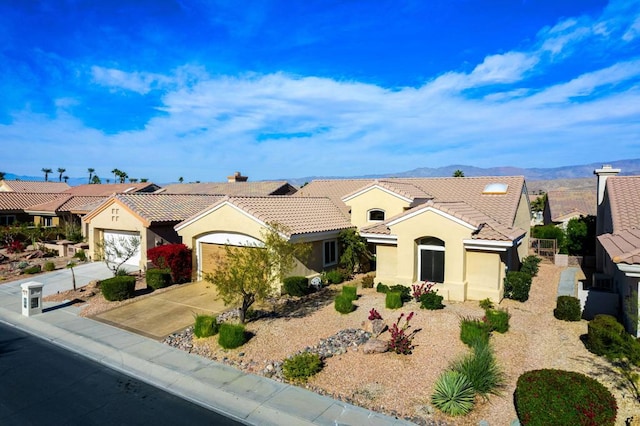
xmin=420 ymin=249 xmax=444 ymax=282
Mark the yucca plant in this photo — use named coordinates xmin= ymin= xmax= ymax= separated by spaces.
xmin=450 ymin=340 xmax=504 ymax=399
xmin=431 ymin=371 xmax=475 ymax=416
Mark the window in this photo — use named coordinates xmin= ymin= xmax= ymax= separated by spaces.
xmin=368 ymin=209 xmax=385 ymax=222
xmin=42 ymin=217 xmax=53 ymax=227
xmin=417 ymin=237 xmax=445 ymax=283
xmin=0 ymin=215 xmax=16 ymax=226
xmin=323 ymin=239 xmax=337 ymax=266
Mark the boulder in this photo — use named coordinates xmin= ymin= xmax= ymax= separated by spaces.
xmin=362 ymin=338 xmax=388 ymax=354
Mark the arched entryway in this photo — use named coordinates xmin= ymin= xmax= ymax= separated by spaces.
xmin=417 ymin=237 xmax=445 ymax=282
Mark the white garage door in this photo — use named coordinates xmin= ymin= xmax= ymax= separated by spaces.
xmin=103 ymin=230 xmax=141 ymax=267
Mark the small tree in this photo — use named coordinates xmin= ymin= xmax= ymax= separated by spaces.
xmin=87 ymin=168 xmax=95 ymax=183
xmin=204 ymin=223 xmax=309 ymax=323
xmin=67 ymin=261 xmax=77 ymax=291
xmin=96 ymin=235 xmax=140 ymax=276
xmin=57 ymin=167 xmax=66 ymax=182
xmin=42 ymin=167 xmax=52 ymax=182
xmin=338 ymin=228 xmax=371 ymax=275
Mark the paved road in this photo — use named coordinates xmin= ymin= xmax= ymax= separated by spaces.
xmin=0 ymin=322 xmax=243 ymax=426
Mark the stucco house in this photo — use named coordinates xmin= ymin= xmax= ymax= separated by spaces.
xmin=175 ymin=196 xmax=354 ymax=283
xmin=543 ymin=189 xmax=596 ymax=228
xmin=298 ymin=176 xmax=531 ymax=302
xmin=0 ymin=193 xmax=66 ymax=226
xmin=0 ymin=180 xmax=70 ymax=193
xmin=594 ymin=165 xmax=640 ymax=337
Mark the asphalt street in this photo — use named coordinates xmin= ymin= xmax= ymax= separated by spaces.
xmin=0 ymin=322 xmax=243 ymax=426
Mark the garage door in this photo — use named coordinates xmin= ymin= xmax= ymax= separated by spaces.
xmin=196 ymin=233 xmax=264 ymax=280
xmin=103 ymin=230 xmax=141 ymax=267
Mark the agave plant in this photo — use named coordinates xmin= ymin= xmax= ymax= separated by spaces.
xmin=431 ymin=370 xmax=475 ymax=416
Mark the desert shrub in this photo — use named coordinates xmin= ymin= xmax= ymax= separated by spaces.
xmin=520 ymin=255 xmax=542 ymax=277
xmin=100 ymin=276 xmax=136 ymax=301
xmin=7 ymin=240 xmax=24 ymax=253
xmin=342 ymin=285 xmax=357 ymax=301
xmin=16 ymin=261 xmax=28 ymax=269
xmin=146 ymin=268 xmax=172 ymax=290
xmin=193 ymin=314 xmax=219 ymax=338
xmin=387 ymin=312 xmax=417 ymax=354
xmin=419 ymin=291 xmax=444 ymax=310
xmin=484 ymin=309 xmax=510 ymax=333
xmin=282 ymin=352 xmax=323 ymax=382
xmin=451 ymin=340 xmax=504 ymax=399
xmin=361 ymin=274 xmax=374 ymax=288
xmin=218 ymin=323 xmax=247 ymax=349
xmin=585 ymin=314 xmax=640 ymax=366
xmin=324 ymin=269 xmax=345 ymax=285
xmin=334 ymin=294 xmax=355 ymax=314
xmin=554 ymin=295 xmax=581 ymax=321
xmin=479 ymin=298 xmax=494 ymax=310
xmin=431 ymin=371 xmax=475 ymax=416
xmin=388 ymin=284 xmax=411 ymax=303
xmin=147 ymin=243 xmax=192 ymax=284
xmin=412 ymin=281 xmax=433 ymax=301
xmin=385 ymin=292 xmax=403 ymax=309
xmin=376 ymin=283 xmax=390 ymax=293
xmin=515 ymin=369 xmax=617 ymax=426
xmin=503 ymin=271 xmax=532 ymax=302
xmin=115 ymin=268 xmax=130 ymax=276
xmin=43 ymin=261 xmax=56 ymax=272
xmin=460 ymin=317 xmax=490 ymax=347
xmin=73 ymin=249 xmax=87 ymax=261
xmin=23 ymin=265 xmax=41 ymax=274
xmin=283 ymin=276 xmax=310 ymax=297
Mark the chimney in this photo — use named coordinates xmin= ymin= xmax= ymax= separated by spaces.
xmin=594 ymin=165 xmax=620 ymax=206
xmin=227 ymin=171 xmax=248 ymax=183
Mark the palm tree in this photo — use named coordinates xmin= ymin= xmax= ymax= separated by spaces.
xmin=140 ymin=178 xmax=148 ymax=182
xmin=88 ymin=168 xmax=95 ymax=183
xmin=91 ymin=175 xmax=101 ymax=184
xmin=111 ymin=168 xmax=121 ymax=182
xmin=129 ymin=178 xmax=138 ymax=183
xmin=42 ymin=168 xmax=52 ymax=181
xmin=178 ymin=176 xmax=184 ymax=184
xmin=118 ymin=171 xmax=128 ymax=183
xmin=57 ymin=168 xmax=66 ymax=182
xmin=453 ymin=169 xmax=465 ymax=177
xmin=63 ymin=175 xmax=69 ymax=183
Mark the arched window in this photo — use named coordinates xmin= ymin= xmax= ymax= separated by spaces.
xmin=368 ymin=209 xmax=385 ymax=221
xmin=417 ymin=237 xmax=445 ymax=283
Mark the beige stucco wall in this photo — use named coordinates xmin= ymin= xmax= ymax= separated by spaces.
xmin=86 ymin=203 xmax=149 ymax=269
xmin=373 ymin=244 xmax=398 ymax=285
xmin=344 ymin=188 xmax=411 ymax=229
xmin=465 ymin=250 xmax=505 ymax=302
xmin=514 ymin=190 xmax=532 ymax=261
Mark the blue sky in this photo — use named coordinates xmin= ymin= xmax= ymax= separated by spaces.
xmin=1 ymin=0 xmax=639 ymax=183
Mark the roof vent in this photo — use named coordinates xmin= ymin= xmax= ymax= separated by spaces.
xmin=482 ymin=183 xmax=508 ymax=194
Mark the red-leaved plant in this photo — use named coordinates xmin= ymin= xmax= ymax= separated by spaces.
xmin=412 ymin=281 xmax=435 ymax=301
xmin=387 ymin=311 xmax=418 ymax=354
xmin=368 ymin=308 xmax=383 ymax=321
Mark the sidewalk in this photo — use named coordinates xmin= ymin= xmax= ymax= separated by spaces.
xmin=0 ymin=272 xmax=413 ymax=426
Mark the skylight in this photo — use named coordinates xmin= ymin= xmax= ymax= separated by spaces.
xmin=482 ymin=183 xmax=508 ymax=194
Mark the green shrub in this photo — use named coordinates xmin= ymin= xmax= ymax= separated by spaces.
xmin=554 ymin=295 xmax=581 ymax=321
xmin=100 ymin=276 xmax=136 ymax=301
xmin=73 ymin=249 xmax=87 ymax=262
xmin=479 ymin=298 xmax=494 ymax=310
xmin=342 ymin=285 xmax=357 ymax=301
xmin=385 ymin=292 xmax=403 ymax=309
xmin=17 ymin=261 xmax=29 ymax=269
xmin=431 ymin=371 xmax=475 ymax=416
xmin=520 ymin=255 xmax=542 ymax=277
xmin=361 ymin=274 xmax=374 ymax=288
xmin=451 ymin=340 xmax=504 ymax=399
xmin=388 ymin=284 xmax=411 ymax=302
xmin=146 ymin=268 xmax=172 ymax=290
xmin=325 ymin=269 xmax=345 ymax=284
xmin=115 ymin=268 xmax=130 ymax=276
xmin=515 ymin=369 xmax=617 ymax=426
xmin=334 ymin=294 xmax=355 ymax=314
xmin=282 ymin=352 xmax=323 ymax=382
xmin=460 ymin=317 xmax=490 ymax=347
xmin=484 ymin=309 xmax=510 ymax=333
xmin=43 ymin=261 xmax=56 ymax=272
xmin=585 ymin=314 xmax=640 ymax=366
xmin=504 ymin=271 xmax=532 ymax=302
xmin=283 ymin=276 xmax=310 ymax=297
xmin=23 ymin=265 xmax=41 ymax=274
xmin=419 ymin=291 xmax=444 ymax=310
xmin=218 ymin=323 xmax=247 ymax=349
xmin=376 ymin=283 xmax=390 ymax=293
xmin=193 ymin=314 xmax=219 ymax=338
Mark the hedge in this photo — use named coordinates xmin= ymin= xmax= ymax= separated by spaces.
xmin=100 ymin=276 xmax=136 ymax=301
xmin=146 ymin=268 xmax=172 ymax=290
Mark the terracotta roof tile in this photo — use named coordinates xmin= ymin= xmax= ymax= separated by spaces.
xmin=606 ymin=176 xmax=640 ymax=232
xmin=598 ymin=228 xmax=640 ymax=265
xmin=546 ymin=190 xmax=596 ymax=222
xmin=113 ymin=194 xmax=225 ymax=224
xmin=0 ymin=193 xmax=66 ymax=211
xmin=0 ymin=180 xmax=70 ymax=193
xmin=158 ymin=181 xmax=296 ymax=196
xmin=63 ymin=183 xmax=160 ymax=196
xmin=26 ymin=195 xmax=109 ymax=213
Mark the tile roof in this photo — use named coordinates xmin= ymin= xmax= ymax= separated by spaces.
xmin=25 ymin=195 xmax=107 ymax=214
xmin=0 ymin=193 xmax=66 ymax=211
xmin=179 ymin=196 xmax=354 ymax=237
xmin=546 ymin=190 xmax=596 ymax=222
xmin=157 ymin=181 xmax=296 ymax=196
xmin=598 ymin=228 xmax=640 ymax=265
xmin=63 ymin=183 xmax=159 ymax=196
xmin=111 ymin=194 xmax=226 ymax=224
xmin=297 ymin=176 xmax=525 ymax=227
xmin=0 ymin=180 xmax=70 ymax=193
xmin=606 ymin=176 xmax=640 ymax=233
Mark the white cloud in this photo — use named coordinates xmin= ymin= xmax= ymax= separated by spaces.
xmin=91 ymin=66 xmax=170 ymax=94
xmin=469 ymin=52 xmax=539 ymax=84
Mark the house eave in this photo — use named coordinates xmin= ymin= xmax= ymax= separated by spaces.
xmin=617 ymin=263 xmax=640 ymax=278
xmin=361 ymin=233 xmax=398 ymax=245
xmin=463 ymin=239 xmax=513 ymax=252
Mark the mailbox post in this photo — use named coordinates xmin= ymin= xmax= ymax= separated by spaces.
xmin=21 ymin=281 xmax=44 ymax=317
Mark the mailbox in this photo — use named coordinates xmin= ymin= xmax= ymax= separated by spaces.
xmin=21 ymin=281 xmax=44 ymax=317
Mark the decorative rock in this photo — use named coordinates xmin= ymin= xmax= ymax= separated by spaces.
xmin=362 ymin=339 xmax=388 ymax=354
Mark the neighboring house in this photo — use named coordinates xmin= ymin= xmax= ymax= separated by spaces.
xmin=594 ymin=165 xmax=640 ymax=337
xmin=0 ymin=193 xmax=66 ymax=226
xmin=298 ymin=176 xmax=531 ymax=302
xmin=543 ymin=189 xmax=596 ymax=228
xmin=0 ymin=180 xmax=70 ymax=193
xmin=84 ymin=194 xmax=224 ymax=269
xmin=175 ymin=196 xmax=354 ymax=283
xmin=157 ymin=181 xmax=297 ymax=196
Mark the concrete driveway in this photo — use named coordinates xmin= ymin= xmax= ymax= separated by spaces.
xmin=92 ymin=280 xmax=227 ymax=340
